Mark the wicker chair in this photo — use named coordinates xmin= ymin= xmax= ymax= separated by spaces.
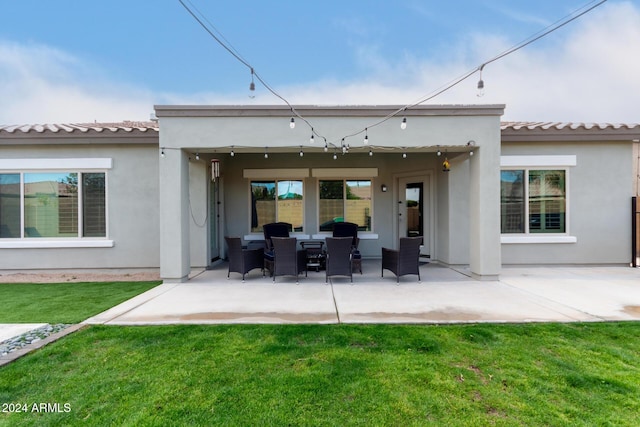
xmin=225 ymin=237 xmax=264 ymax=282
xmin=381 ymin=236 xmax=423 ymax=283
xmin=271 ymin=237 xmax=307 ymax=284
xmin=262 ymin=222 xmax=292 ymax=276
xmin=332 ymin=221 xmax=362 ymax=274
xmin=325 ymin=237 xmax=354 ymax=284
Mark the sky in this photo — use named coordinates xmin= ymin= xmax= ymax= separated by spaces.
xmin=1 ymin=0 xmax=639 ymax=125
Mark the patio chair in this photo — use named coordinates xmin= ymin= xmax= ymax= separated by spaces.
xmin=325 ymin=237 xmax=353 ymax=284
xmin=332 ymin=221 xmax=362 ymax=274
xmin=271 ymin=237 xmax=307 ymax=284
xmin=262 ymin=222 xmax=292 ymax=276
xmin=381 ymin=236 xmax=423 ymax=283
xmin=225 ymin=237 xmax=264 ymax=282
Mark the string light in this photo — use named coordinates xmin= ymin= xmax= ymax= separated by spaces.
xmin=160 ymin=148 xmax=165 ymax=158
xmin=477 ymin=65 xmax=485 ymax=97
xmin=401 ymin=117 xmax=407 ymax=130
xmin=310 ymin=130 xmax=314 ymax=144
xmin=364 ymin=128 xmax=369 ymax=145
xmin=299 ymin=146 xmax=304 ymax=157
xmin=195 ymin=153 xmax=200 ymax=160
xmin=324 ymin=140 xmax=328 ymax=152
xmin=179 ymin=0 xmax=607 ymax=152
xmin=289 ymin=117 xmax=295 ymax=129
xmin=467 ymin=140 xmax=476 ymax=156
xmin=264 ymin=147 xmax=269 ymax=159
xmin=230 ymin=146 xmax=235 ymax=157
xmin=369 ymin=148 xmax=373 ymax=156
xmin=402 ymin=151 xmax=407 ymax=159
xmin=249 ymin=68 xmax=255 ymax=98
xmin=437 ymin=148 xmax=442 ymax=156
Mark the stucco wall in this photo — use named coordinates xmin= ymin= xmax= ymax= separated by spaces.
xmin=500 ymin=141 xmax=633 ymax=265
xmin=0 ymin=142 xmax=160 ymax=270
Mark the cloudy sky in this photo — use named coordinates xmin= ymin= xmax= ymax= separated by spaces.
xmin=1 ymin=0 xmax=638 ymax=124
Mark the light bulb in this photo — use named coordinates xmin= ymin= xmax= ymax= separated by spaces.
xmin=264 ymin=148 xmax=268 ymax=159
xmin=195 ymin=153 xmax=200 ymax=160
xmin=437 ymin=149 xmax=441 ymax=156
xmin=477 ymin=79 xmax=485 ymax=97
xmin=333 ymin=152 xmax=337 ymax=160
xmin=160 ymin=149 xmax=165 ymax=158
xmin=469 ymin=150 xmax=474 ymax=156
xmin=249 ymin=68 xmax=256 ymax=98
xmin=401 ymin=117 xmax=407 ymax=130
xmin=364 ymin=128 xmax=369 ymax=145
xmin=299 ymin=147 xmax=304 ymax=157
xmin=402 ymin=152 xmax=407 ymax=159
xmin=324 ymin=143 xmax=328 ymax=152
xmin=310 ymin=133 xmax=314 ymax=144
xmin=369 ymin=149 xmax=373 ymax=156
xmin=230 ymin=149 xmax=235 ymax=157
xmin=289 ymin=117 xmax=295 ymax=129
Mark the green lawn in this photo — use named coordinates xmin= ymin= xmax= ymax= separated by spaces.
xmin=0 ymin=281 xmax=161 ymax=323
xmin=1 ymin=322 xmax=639 ymax=426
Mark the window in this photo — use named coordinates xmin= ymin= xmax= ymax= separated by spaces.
xmin=251 ymin=180 xmax=303 ymax=232
xmin=501 ymin=169 xmax=566 ymax=234
xmin=0 ymin=172 xmax=106 ymax=239
xmin=319 ymin=180 xmax=372 ymax=231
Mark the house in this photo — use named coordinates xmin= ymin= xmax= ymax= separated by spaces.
xmin=1 ymin=106 xmax=638 ymax=282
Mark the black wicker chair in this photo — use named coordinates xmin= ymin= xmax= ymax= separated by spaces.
xmin=325 ymin=237 xmax=354 ymax=284
xmin=271 ymin=237 xmax=307 ymax=284
xmin=225 ymin=237 xmax=264 ymax=282
xmin=262 ymin=222 xmax=292 ymax=276
xmin=381 ymin=236 xmax=423 ymax=283
xmin=332 ymin=221 xmax=362 ymax=273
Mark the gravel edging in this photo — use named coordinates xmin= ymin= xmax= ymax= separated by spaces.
xmin=0 ymin=323 xmax=86 ymax=367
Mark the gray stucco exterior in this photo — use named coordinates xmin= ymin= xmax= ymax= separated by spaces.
xmin=1 ymin=108 xmax=638 ymax=278
xmin=0 ymin=129 xmax=160 ymax=270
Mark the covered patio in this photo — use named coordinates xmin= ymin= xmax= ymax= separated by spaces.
xmin=155 ymin=104 xmax=504 ymax=283
xmin=85 ymin=261 xmax=640 ymax=325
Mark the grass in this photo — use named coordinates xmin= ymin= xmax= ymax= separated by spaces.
xmin=0 ymin=281 xmax=161 ymax=323
xmin=1 ymin=322 xmax=640 ymax=426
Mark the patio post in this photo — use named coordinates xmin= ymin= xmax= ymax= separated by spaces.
xmin=159 ymin=147 xmax=191 ymax=282
xmin=468 ymin=123 xmax=501 ymax=280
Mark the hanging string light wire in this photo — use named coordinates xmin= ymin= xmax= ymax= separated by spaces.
xmin=178 ymin=0 xmax=607 ymax=149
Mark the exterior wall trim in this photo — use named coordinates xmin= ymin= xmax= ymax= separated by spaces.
xmin=0 ymin=158 xmax=113 ymax=170
xmin=243 ymin=168 xmax=309 ymax=179
xmin=500 ymin=155 xmax=576 ymax=167
xmin=155 ymin=104 xmax=506 ymax=118
xmin=311 ymin=168 xmax=378 ymax=178
xmin=0 ymin=239 xmax=114 ymax=249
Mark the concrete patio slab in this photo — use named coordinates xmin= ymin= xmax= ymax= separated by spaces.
xmin=83 ymin=261 xmax=640 ymax=326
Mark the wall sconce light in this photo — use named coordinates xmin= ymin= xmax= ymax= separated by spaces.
xmin=381 ymin=184 xmax=388 ymax=192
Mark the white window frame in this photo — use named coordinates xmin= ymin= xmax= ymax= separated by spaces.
xmin=500 ymin=156 xmax=576 ymax=244
xmin=0 ymin=159 xmax=113 ymax=248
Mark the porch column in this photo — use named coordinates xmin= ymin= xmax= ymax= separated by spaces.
xmin=159 ymin=148 xmax=191 ymax=282
xmin=469 ymin=131 xmax=501 ymax=280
